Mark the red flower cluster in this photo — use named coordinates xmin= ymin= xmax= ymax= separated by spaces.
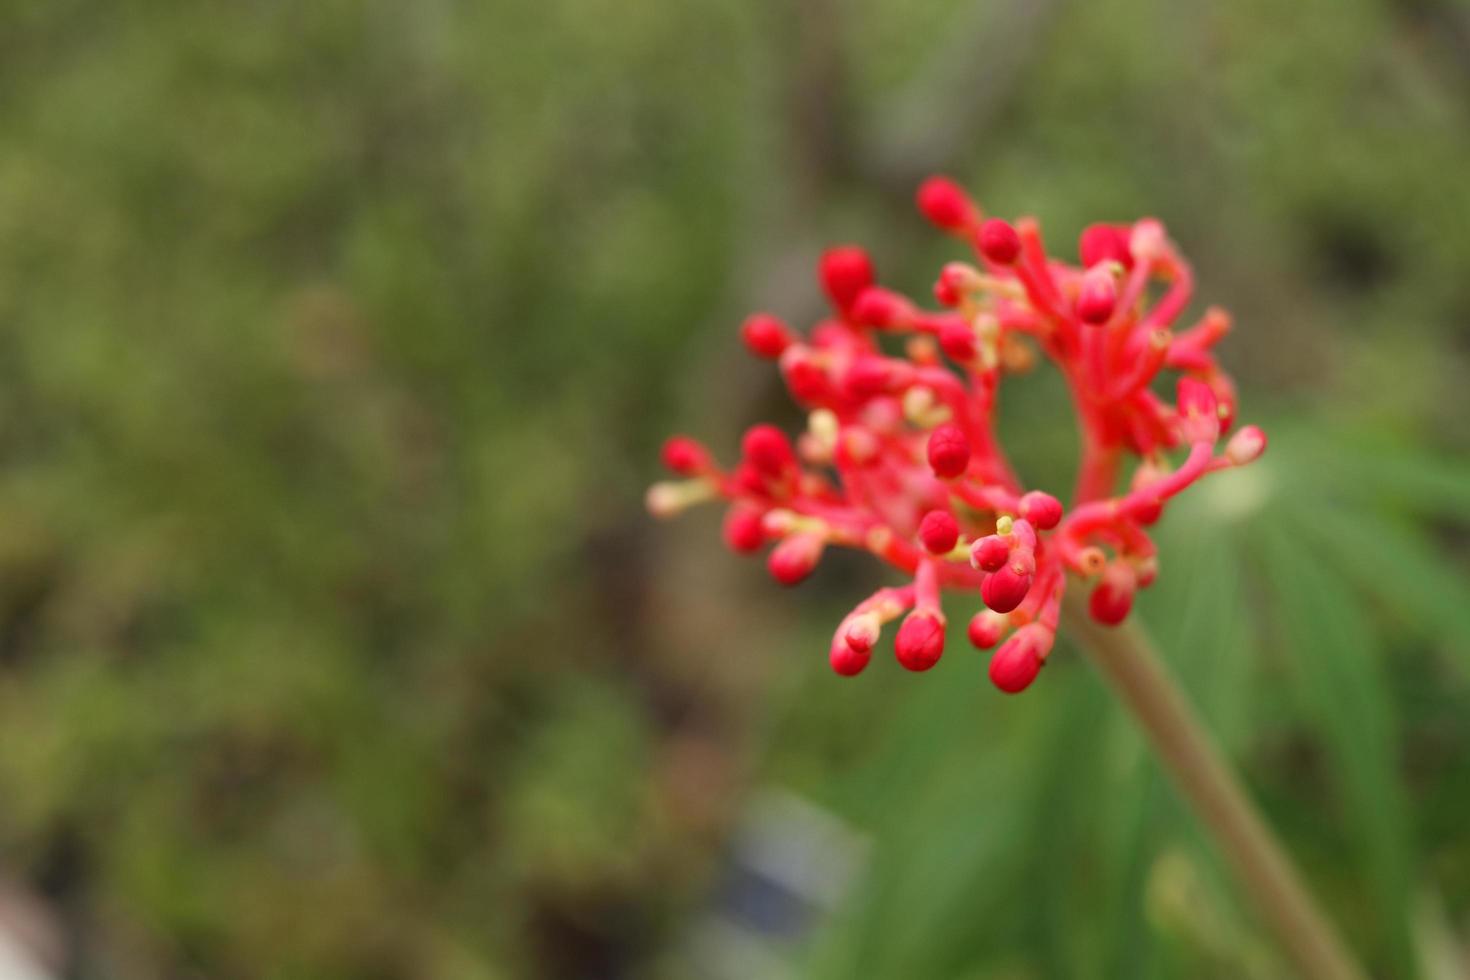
xmin=648 ymin=177 xmax=1265 ymax=693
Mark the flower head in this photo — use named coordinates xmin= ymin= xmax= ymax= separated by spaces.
xmin=649 ymin=177 xmax=1263 ymax=694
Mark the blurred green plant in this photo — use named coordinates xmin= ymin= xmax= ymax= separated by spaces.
xmin=0 ymin=0 xmax=1465 ymax=977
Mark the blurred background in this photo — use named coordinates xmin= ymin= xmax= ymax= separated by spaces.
xmin=0 ymin=0 xmax=1469 ymax=977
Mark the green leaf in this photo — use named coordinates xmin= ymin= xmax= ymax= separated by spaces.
xmin=1292 ymin=503 xmax=1470 ymax=673
xmin=1255 ymin=525 xmax=1417 ymax=976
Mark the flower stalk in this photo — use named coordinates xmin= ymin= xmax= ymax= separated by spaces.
xmin=1063 ymin=596 xmax=1366 ymax=980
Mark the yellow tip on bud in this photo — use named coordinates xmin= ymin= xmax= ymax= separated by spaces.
xmin=646 ymin=479 xmax=714 ymax=519
xmin=762 ymin=509 xmax=799 ymax=535
xmin=808 ymin=408 xmax=839 ymax=445
xmin=1078 ymin=546 xmax=1107 ymax=575
xmin=763 ymin=509 xmax=828 ymax=537
xmin=902 ymin=386 xmax=951 ymax=427
xmin=1000 ymin=336 xmax=1036 ymax=373
xmin=906 ymin=336 xmax=940 ymax=364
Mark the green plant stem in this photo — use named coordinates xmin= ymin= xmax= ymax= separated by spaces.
xmin=1062 ymin=592 xmax=1367 ymax=980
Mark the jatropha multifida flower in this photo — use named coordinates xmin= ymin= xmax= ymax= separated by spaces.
xmin=648 ymin=177 xmax=1266 ymax=694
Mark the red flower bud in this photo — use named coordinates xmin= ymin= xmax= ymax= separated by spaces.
xmin=843 ymin=357 xmax=896 ymax=399
xmin=1225 ymin=424 xmax=1267 ymax=465
xmin=661 ymin=435 xmax=711 ymax=475
xmin=1089 ymin=563 xmax=1137 ymax=625
xmin=722 ymin=505 xmax=766 ymax=553
xmin=851 ymin=287 xmax=913 ymax=329
xmin=1129 ymin=220 xmax=1165 ymax=262
xmin=895 ymin=610 xmax=945 ymax=671
xmin=981 ymin=565 xmax=1032 ymax=614
xmin=1076 ymin=266 xmax=1118 ymax=325
xmin=740 ymin=313 xmax=793 ymax=359
xmin=844 ymin=613 xmax=881 ymax=654
xmin=1018 ymin=491 xmax=1063 ymax=530
xmin=937 ymin=320 xmax=978 ymax=362
xmin=819 ymin=245 xmax=875 ymax=311
xmin=935 ymin=263 xmax=974 ymax=308
xmin=1177 ymin=377 xmax=1220 ymax=443
xmin=742 ymin=424 xmax=796 ymax=477
xmin=829 ymin=638 xmax=871 ymax=676
xmin=916 ymin=176 xmax=977 ymax=232
xmin=926 ymin=423 xmax=971 ymax=479
xmin=779 ymin=348 xmax=831 ymax=404
xmin=967 ymin=610 xmax=1006 ymax=649
xmin=989 ymin=626 xmax=1048 ymax=694
xmin=971 ymin=534 xmax=1010 ymax=572
xmin=729 ymin=462 xmax=765 ymax=495
xmin=933 ymin=275 xmax=960 ymax=307
xmin=918 ymin=510 xmax=960 ymax=554
xmin=1134 ymin=498 xmax=1163 ymax=525
xmin=768 ymin=532 xmax=824 ymax=586
xmin=1177 ymin=376 xmax=1217 ymax=417
xmin=977 ymin=218 xmax=1021 ymax=265
xmin=1078 ymin=223 xmax=1134 ymax=270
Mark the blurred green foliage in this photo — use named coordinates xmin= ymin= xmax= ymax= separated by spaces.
xmin=0 ymin=0 xmax=1468 ymax=977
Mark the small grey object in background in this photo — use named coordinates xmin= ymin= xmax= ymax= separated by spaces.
xmin=673 ymin=790 xmax=868 ymax=980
